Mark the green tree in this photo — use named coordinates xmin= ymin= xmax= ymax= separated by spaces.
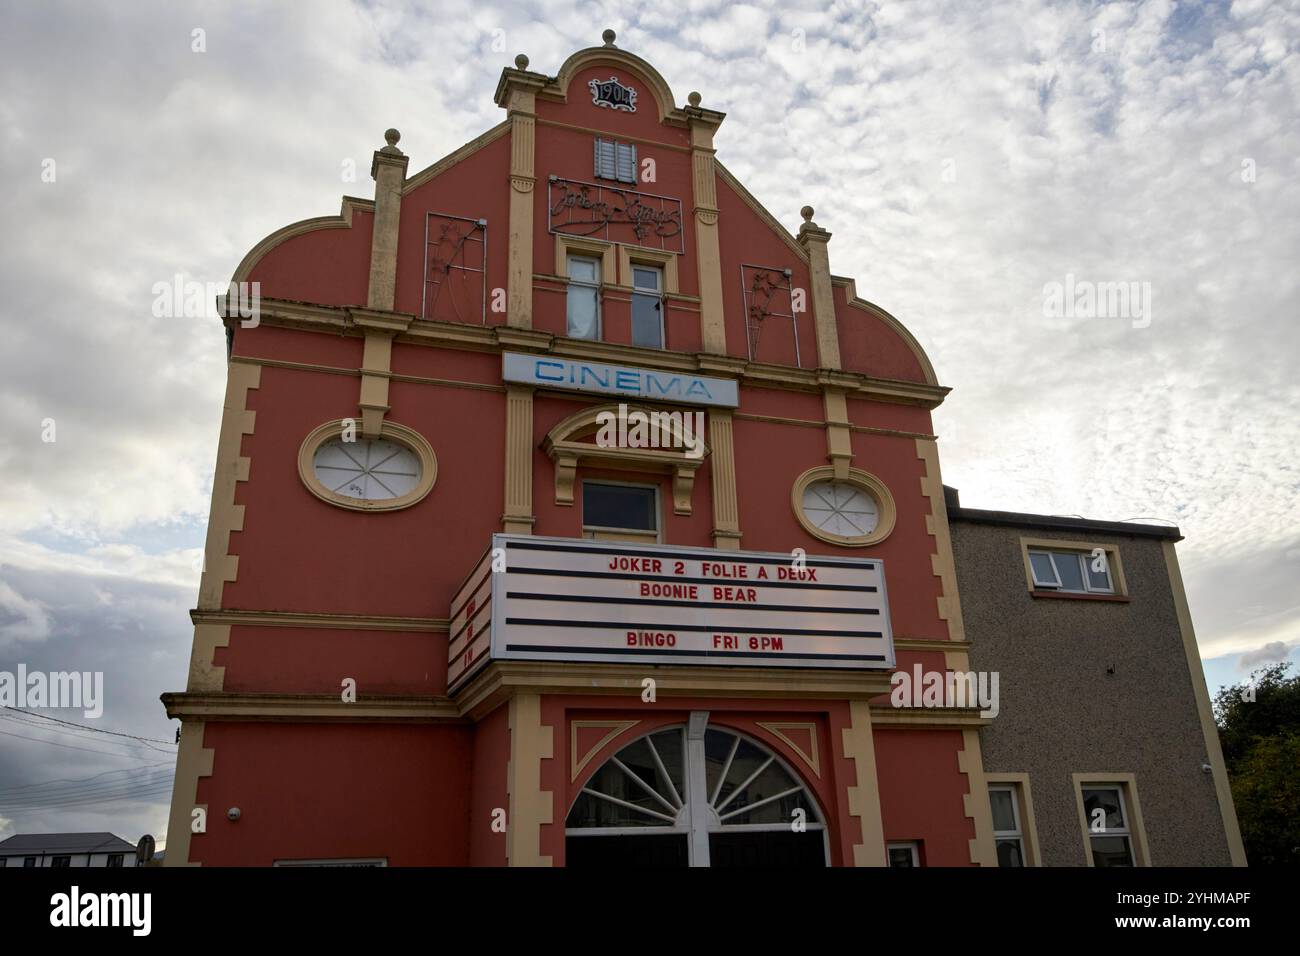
xmin=1214 ymin=662 xmax=1300 ymax=865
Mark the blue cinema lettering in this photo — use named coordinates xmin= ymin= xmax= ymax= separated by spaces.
xmin=580 ymin=365 xmax=610 ymax=388
xmin=686 ymin=380 xmax=713 ymax=399
xmin=646 ymin=375 xmax=682 ymax=397
xmin=534 ymin=360 xmax=565 ymax=383
xmin=615 ymin=369 xmax=640 ymax=392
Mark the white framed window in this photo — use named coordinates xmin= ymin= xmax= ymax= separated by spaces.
xmin=594 ymin=138 xmax=637 ymax=184
xmin=566 ymin=254 xmax=601 ymax=340
xmin=565 ymin=719 xmax=827 ymax=867
xmin=582 ymin=481 xmax=659 ymax=541
xmin=1081 ymin=785 xmax=1135 ymax=867
xmin=989 ymin=785 xmax=1026 ymax=867
xmin=630 ymin=265 xmax=664 ymax=348
xmin=1028 ymin=548 xmax=1114 ymax=594
xmin=887 ymin=842 xmax=921 ymax=867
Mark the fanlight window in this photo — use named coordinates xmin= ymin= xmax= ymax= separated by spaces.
xmin=312 ymin=438 xmax=421 ymax=501
xmin=566 ymin=724 xmax=826 ymax=867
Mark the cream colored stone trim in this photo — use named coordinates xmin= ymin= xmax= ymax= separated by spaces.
xmin=197 ymin=362 xmax=259 ymax=610
xmin=367 ymin=144 xmax=409 ymax=312
xmin=402 ymin=121 xmax=510 ymax=194
xmin=756 ymin=721 xmax=820 ymax=778
xmin=1072 ymin=772 xmax=1151 ymax=866
xmin=797 ymin=215 xmax=841 ymax=370
xmin=617 ymin=244 xmax=679 ymax=294
xmin=833 ymin=276 xmax=939 ymax=387
xmin=542 ymin=403 xmax=708 ymax=515
xmin=715 ymin=161 xmax=807 ymax=261
xmin=507 ymin=693 xmax=554 ymax=866
xmin=453 ymin=660 xmax=894 ymax=723
xmin=190 ymin=608 xmax=447 ymax=632
xmin=1162 ymin=541 xmax=1247 ymax=865
xmin=916 ymin=438 xmax=966 ymax=643
xmin=689 ymin=119 xmax=727 ymax=354
xmin=554 ymin=234 xmax=617 ymax=286
xmin=571 ymin=720 xmax=640 ymax=781
xmin=841 ymin=700 xmax=886 ymax=866
xmin=534 ymin=117 xmax=693 ymax=153
xmin=958 ymin=728 xmax=998 ymax=866
xmin=358 ymin=330 xmax=393 ymax=437
xmin=822 ymin=388 xmax=852 ymax=478
xmin=190 ymin=608 xmax=449 ymax=632
xmin=507 ymin=91 xmax=536 ymax=330
xmin=230 ymin=197 xmax=373 ymax=287
xmin=297 ymin=419 xmax=437 ymax=512
xmin=503 ymin=385 xmax=535 ymax=533
xmin=544 ymin=46 xmax=687 ymax=124
xmin=242 ymin=297 xmax=952 ymax=408
xmin=163 ymin=720 xmax=213 ymax=867
xmin=986 ymin=772 xmax=1042 ymax=867
xmin=708 ymin=408 xmax=741 ymax=549
xmin=162 ymin=692 xmax=462 ymax=723
xmin=791 ymin=465 xmax=896 ymax=547
xmin=869 ymin=706 xmax=990 ymax=729
xmin=1019 ymin=536 xmax=1129 ymax=596
xmin=186 ymin=623 xmax=230 ymax=693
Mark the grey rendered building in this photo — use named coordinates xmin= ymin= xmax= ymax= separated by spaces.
xmin=945 ymin=487 xmax=1247 ymax=867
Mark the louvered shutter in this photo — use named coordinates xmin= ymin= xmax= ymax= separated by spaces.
xmin=616 ymin=142 xmax=637 ymax=183
xmin=594 ymin=138 xmax=617 ymax=179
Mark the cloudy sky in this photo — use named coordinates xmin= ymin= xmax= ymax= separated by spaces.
xmin=1 ymin=0 xmax=1296 ymax=850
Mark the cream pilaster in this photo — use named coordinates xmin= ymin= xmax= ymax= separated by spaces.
xmin=498 ymin=56 xmax=546 ymax=330
xmin=686 ymin=94 xmax=727 ymax=353
xmin=366 ymin=129 xmax=408 ymax=312
xmin=796 ymin=206 xmax=842 ymax=370
xmin=506 ymin=693 xmax=554 ymax=866
xmin=708 ymin=409 xmax=742 ymax=549
xmin=503 ymin=385 xmax=536 ymax=533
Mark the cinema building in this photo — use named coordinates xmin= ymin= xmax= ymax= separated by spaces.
xmin=162 ymin=33 xmax=1245 ymax=867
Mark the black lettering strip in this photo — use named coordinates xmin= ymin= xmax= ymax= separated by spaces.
xmin=504 ymin=644 xmax=888 ymax=662
xmin=508 ymin=566 xmax=876 ymax=593
xmin=505 ymin=617 xmax=882 ymax=638
xmin=507 ymin=539 xmax=875 ymax=571
xmin=506 ymin=591 xmax=879 ymax=614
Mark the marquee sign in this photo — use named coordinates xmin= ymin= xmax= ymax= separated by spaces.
xmin=448 ymin=535 xmax=895 ymax=691
xmin=502 ymin=352 xmax=739 ymax=407
xmin=589 ymin=75 xmax=637 ymax=112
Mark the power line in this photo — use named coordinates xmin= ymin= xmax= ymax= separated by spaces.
xmin=0 ymin=780 xmax=176 ymax=812
xmin=0 ymin=762 xmax=171 ymax=795
xmin=0 ymin=768 xmax=174 ymax=806
xmin=1 ymin=707 xmax=177 ymax=747
xmin=0 ymin=712 xmax=175 ymax=755
xmin=0 ymin=727 xmax=161 ymax=760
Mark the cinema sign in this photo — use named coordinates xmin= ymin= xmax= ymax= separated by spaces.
xmin=448 ymin=535 xmax=895 ymax=692
xmin=502 ymin=352 xmax=739 ymax=407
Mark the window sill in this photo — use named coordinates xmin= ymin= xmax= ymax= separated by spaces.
xmin=1030 ymin=590 xmax=1130 ymax=603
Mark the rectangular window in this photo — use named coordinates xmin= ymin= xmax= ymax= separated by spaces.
xmin=989 ymin=785 xmax=1026 ymax=867
xmin=566 ymin=255 xmax=601 ymax=340
xmin=23 ymin=857 xmax=36 ymax=868
xmin=595 ymin=138 xmax=637 ymax=184
xmin=52 ymin=856 xmax=71 ymax=867
xmin=630 ymin=265 xmax=664 ymax=348
xmin=582 ymin=481 xmax=658 ymax=538
xmin=886 ymin=842 xmax=921 ymax=867
xmin=1028 ymin=548 xmax=1114 ymax=594
xmin=1081 ymin=785 xmax=1135 ymax=866
xmin=106 ymin=853 xmax=124 ymax=867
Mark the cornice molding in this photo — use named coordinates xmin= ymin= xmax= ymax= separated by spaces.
xmin=236 ymin=298 xmax=950 ymax=408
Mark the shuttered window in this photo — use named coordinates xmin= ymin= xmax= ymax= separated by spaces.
xmin=595 ymin=138 xmax=637 ymax=183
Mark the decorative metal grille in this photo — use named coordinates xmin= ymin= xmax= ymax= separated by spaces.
xmin=547 ymin=176 xmax=684 ymax=254
xmin=422 ymin=213 xmax=487 ymax=323
xmin=740 ymin=264 xmax=798 ymax=363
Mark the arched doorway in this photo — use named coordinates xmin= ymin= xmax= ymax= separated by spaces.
xmin=565 ymin=717 xmax=828 ymax=867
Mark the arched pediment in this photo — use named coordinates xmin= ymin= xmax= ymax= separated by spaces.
xmin=546 ymin=46 xmax=683 ymax=124
xmin=542 ymin=403 xmax=711 ymax=515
